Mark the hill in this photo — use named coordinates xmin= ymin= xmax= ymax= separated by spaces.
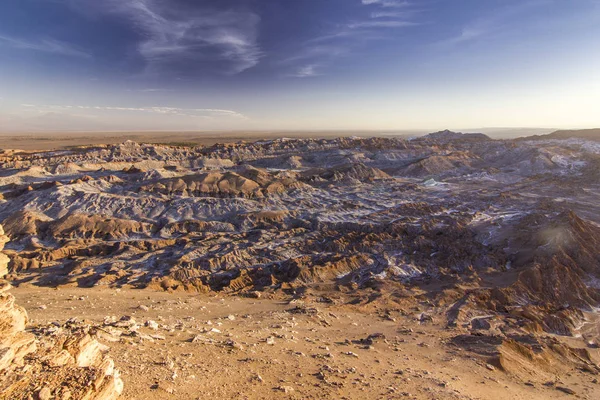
xmin=525 ymin=128 xmax=600 ymax=141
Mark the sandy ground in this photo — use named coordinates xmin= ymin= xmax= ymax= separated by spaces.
xmin=12 ymin=286 xmax=599 ymax=400
xmin=0 ymin=131 xmax=412 ymax=151
xmin=0 ymin=128 xmax=556 ymax=151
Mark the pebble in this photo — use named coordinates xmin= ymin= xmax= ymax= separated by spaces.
xmin=145 ymin=320 xmax=159 ymax=330
xmin=37 ymin=387 xmax=52 ymax=400
xmin=277 ymin=385 xmax=294 ymax=394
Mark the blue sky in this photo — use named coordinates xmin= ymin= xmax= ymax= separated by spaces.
xmin=1 ymin=0 xmax=599 ymax=132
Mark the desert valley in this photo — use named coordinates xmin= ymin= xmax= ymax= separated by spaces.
xmin=1 ymin=130 xmax=600 ymax=399
xmin=3 ymin=0 xmax=600 ymax=398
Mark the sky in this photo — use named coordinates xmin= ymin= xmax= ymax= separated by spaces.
xmin=1 ymin=0 xmax=600 ymax=132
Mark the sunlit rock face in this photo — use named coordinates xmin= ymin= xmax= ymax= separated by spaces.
xmin=0 ymin=225 xmax=123 ymax=399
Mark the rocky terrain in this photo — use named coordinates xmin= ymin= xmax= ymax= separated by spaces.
xmin=0 ymin=226 xmax=122 ymax=399
xmin=1 ymin=130 xmax=600 ymax=398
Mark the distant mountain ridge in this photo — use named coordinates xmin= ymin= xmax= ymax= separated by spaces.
xmin=423 ymin=129 xmax=491 ymax=142
xmin=525 ymin=128 xmax=600 ymax=141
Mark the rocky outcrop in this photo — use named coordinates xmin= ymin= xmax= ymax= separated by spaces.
xmin=301 ymin=162 xmax=390 ymax=183
xmin=422 ymin=130 xmax=491 ymax=143
xmin=525 ymin=128 xmax=600 ymax=141
xmin=397 ymin=152 xmax=476 ymax=178
xmin=139 ymin=171 xmax=263 ymax=198
xmin=469 ymin=211 xmax=600 ymax=335
xmin=0 ymin=225 xmax=123 ymax=399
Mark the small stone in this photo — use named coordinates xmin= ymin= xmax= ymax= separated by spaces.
xmin=190 ymin=335 xmax=205 ymax=343
xmin=145 ymin=320 xmax=159 ymax=330
xmin=556 ymin=386 xmax=576 ymax=395
xmin=277 ymin=386 xmax=294 ymax=394
xmin=37 ymin=387 xmax=52 ymax=400
xmin=485 ymin=364 xmax=495 ymax=371
xmin=419 ymin=313 xmax=433 ymax=323
xmin=226 ymin=340 xmax=244 ymax=350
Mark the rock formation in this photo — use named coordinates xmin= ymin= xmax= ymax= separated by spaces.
xmin=0 ymin=225 xmax=123 ymax=399
xmin=1 ymin=134 xmax=600 ymax=337
xmin=3 ymin=132 xmax=600 ymax=398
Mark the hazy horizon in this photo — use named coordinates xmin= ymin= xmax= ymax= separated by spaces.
xmin=0 ymin=127 xmax=556 ymax=139
xmin=1 ymin=0 xmax=600 ymax=132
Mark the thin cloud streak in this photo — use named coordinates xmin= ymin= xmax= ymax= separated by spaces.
xmin=285 ymin=0 xmax=420 ymax=77
xmin=361 ymin=0 xmax=411 ymax=8
xmin=67 ymin=0 xmax=262 ymax=75
xmin=288 ymin=64 xmax=321 ymax=78
xmin=0 ymin=34 xmax=91 ymax=58
xmin=20 ymin=104 xmax=248 ymax=119
xmin=371 ymin=10 xmax=421 ymax=18
xmin=435 ymin=0 xmax=552 ymax=48
xmin=347 ymin=20 xmax=420 ymax=29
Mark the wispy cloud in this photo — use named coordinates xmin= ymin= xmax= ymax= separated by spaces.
xmin=20 ymin=103 xmax=247 ymax=119
xmin=436 ymin=0 xmax=551 ymax=48
xmin=0 ymin=35 xmax=91 ymax=58
xmin=281 ymin=43 xmax=350 ymax=79
xmin=3 ymin=102 xmax=251 ymax=131
xmin=371 ymin=10 xmax=421 ymax=19
xmin=361 ymin=0 xmax=411 ymax=8
xmin=284 ymin=0 xmax=420 ymax=77
xmin=68 ymin=0 xmax=262 ymax=75
xmin=437 ymin=27 xmax=486 ymax=47
xmin=288 ymin=64 xmax=322 ymax=78
xmin=347 ymin=20 xmax=419 ymax=29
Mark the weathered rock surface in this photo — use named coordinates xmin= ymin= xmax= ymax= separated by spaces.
xmin=0 ymin=226 xmax=123 ymax=399
xmin=2 ymin=132 xmax=600 ymax=399
xmin=1 ymin=134 xmax=600 ymax=339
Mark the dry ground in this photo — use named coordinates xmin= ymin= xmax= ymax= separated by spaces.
xmin=12 ymin=286 xmax=599 ymax=400
xmin=0 ymin=131 xmax=411 ymax=151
